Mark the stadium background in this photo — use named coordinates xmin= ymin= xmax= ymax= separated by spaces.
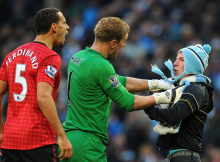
xmin=1 ymin=0 xmax=220 ymax=161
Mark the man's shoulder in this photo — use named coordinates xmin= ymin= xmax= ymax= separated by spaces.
xmin=74 ymin=50 xmax=111 ymax=67
xmin=93 ymin=59 xmax=114 ymax=73
xmin=186 ymin=82 xmax=206 ymax=90
xmin=10 ymin=42 xmax=58 ymax=56
xmin=76 ymin=49 xmax=107 ymax=60
xmin=182 ymin=82 xmax=207 ymax=100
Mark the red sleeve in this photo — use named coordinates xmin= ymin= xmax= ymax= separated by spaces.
xmin=0 ymin=58 xmax=8 ymax=82
xmin=37 ymin=54 xmax=61 ymax=87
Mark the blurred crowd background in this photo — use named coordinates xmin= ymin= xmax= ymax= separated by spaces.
xmin=1 ymin=0 xmax=220 ymax=161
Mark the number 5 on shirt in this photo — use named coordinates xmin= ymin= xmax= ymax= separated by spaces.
xmin=13 ymin=63 xmax=27 ymax=102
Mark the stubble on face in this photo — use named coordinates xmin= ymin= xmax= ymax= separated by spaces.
xmin=55 ymin=12 xmax=69 ymax=48
xmin=110 ymin=33 xmax=128 ymax=59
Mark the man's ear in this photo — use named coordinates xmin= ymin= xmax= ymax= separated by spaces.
xmin=110 ymin=39 xmax=117 ymax=48
xmin=51 ymin=23 xmax=57 ymax=33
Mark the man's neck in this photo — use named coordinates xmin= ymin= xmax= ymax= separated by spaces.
xmin=90 ymin=42 xmax=111 ymax=59
xmin=34 ymin=33 xmax=54 ymax=49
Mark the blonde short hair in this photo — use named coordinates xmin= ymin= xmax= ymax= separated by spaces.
xmin=94 ymin=17 xmax=130 ymax=43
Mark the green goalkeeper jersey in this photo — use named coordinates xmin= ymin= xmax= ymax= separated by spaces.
xmin=62 ymin=47 xmax=135 ymax=143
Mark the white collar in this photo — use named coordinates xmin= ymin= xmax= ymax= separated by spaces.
xmin=179 ymin=75 xmax=196 ymax=85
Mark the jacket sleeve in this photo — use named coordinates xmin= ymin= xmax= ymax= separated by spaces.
xmin=145 ymin=83 xmax=205 ymax=124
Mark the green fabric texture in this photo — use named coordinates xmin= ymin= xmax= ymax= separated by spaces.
xmin=62 ymin=47 xmax=134 ymax=143
xmin=58 ymin=130 xmax=107 ymax=162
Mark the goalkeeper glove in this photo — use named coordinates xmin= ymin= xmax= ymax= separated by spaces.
xmin=148 ymin=79 xmax=174 ymax=92
xmin=153 ymin=89 xmax=173 ymax=104
xmin=153 ymin=86 xmax=184 ymax=104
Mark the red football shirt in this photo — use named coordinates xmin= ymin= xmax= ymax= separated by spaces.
xmin=0 ymin=42 xmax=61 ymax=150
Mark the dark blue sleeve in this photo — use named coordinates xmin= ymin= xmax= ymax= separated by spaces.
xmin=145 ymin=83 xmax=205 ymax=124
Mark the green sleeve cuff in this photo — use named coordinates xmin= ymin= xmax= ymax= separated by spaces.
xmin=117 ymin=75 xmax=127 ymax=87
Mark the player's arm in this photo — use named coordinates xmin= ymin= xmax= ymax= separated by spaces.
xmin=125 ymin=76 xmax=174 ymax=93
xmin=99 ymin=63 xmax=175 ymax=111
xmin=132 ymin=86 xmax=182 ymax=111
xmin=132 ymin=95 xmax=157 ymax=110
xmin=37 ymin=82 xmax=72 ymax=161
xmin=0 ymin=80 xmax=8 ymax=155
xmin=125 ymin=77 xmax=149 ymax=93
